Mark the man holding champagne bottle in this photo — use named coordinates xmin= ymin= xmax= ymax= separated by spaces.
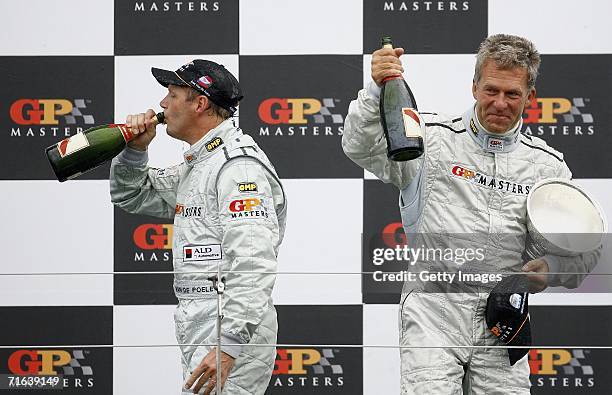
xmin=343 ymin=35 xmax=598 ymax=393
xmin=110 ymin=60 xmax=287 ymax=394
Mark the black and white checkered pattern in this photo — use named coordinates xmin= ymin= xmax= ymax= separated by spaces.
xmin=313 ymin=99 xmax=345 ymax=124
xmin=65 ymin=99 xmax=96 ymax=125
xmin=561 ymin=349 xmax=595 ymax=376
xmin=563 ymin=98 xmax=594 ymax=123
xmin=61 ymin=350 xmax=94 ymax=376
xmin=312 ymin=349 xmax=344 ymax=375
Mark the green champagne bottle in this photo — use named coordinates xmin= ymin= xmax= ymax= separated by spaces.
xmin=379 ymin=36 xmax=424 ymax=161
xmin=45 ymin=112 xmax=165 ymax=182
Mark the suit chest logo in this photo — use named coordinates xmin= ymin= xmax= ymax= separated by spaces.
xmin=450 ymin=165 xmax=531 ymax=196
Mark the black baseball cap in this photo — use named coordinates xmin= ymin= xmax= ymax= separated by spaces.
xmin=151 ymin=59 xmax=243 ymax=114
xmin=486 ymin=275 xmax=532 ymax=366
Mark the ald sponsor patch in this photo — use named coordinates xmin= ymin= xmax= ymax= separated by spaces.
xmin=450 ymin=164 xmax=532 ymax=196
xmin=238 ymin=182 xmax=257 ymax=193
xmin=206 ymin=137 xmax=223 ymax=152
xmin=183 ymin=244 xmax=222 ymax=262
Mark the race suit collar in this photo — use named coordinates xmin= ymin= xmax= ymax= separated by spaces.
xmin=462 ymin=104 xmax=522 ymax=154
xmin=183 ymin=118 xmax=238 ymax=166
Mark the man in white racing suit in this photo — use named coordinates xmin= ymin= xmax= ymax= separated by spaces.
xmin=110 ymin=59 xmax=286 ymax=394
xmin=342 ymin=34 xmax=599 ymax=393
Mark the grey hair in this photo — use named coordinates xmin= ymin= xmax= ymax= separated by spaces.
xmin=474 ymin=34 xmax=541 ymax=90
xmin=185 ymin=88 xmax=232 ymax=120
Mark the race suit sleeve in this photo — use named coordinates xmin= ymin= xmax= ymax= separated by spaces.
xmin=216 ymin=158 xmax=280 ymax=358
xmin=542 ymin=161 xmax=602 ymax=288
xmin=342 ymin=81 xmax=422 ymax=189
xmin=109 ymin=147 xmax=180 ymax=219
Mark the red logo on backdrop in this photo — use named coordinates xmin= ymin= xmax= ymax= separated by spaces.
xmin=258 ymin=98 xmax=318 ymax=124
xmin=274 ymin=349 xmax=321 ymax=374
xmin=523 ymin=97 xmax=593 ymax=124
xmin=528 ymin=349 xmax=596 ymax=388
xmin=257 ymin=98 xmax=344 ymax=125
xmin=273 ymin=348 xmax=343 ymax=375
xmin=9 ymin=99 xmax=94 ymax=125
xmin=133 ymin=224 xmax=173 ymax=249
xmin=529 ymin=349 xmax=588 ymax=375
xmin=10 ymin=99 xmax=72 ymax=125
xmin=8 ymin=350 xmax=72 ymax=375
xmin=271 ymin=348 xmax=345 ymax=388
xmin=382 ymin=222 xmax=407 ymax=248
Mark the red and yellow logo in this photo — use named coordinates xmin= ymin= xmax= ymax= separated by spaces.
xmin=8 ymin=350 xmax=72 ymax=375
xmin=273 ymin=349 xmax=326 ymax=375
xmin=382 ymin=222 xmax=407 ymax=248
xmin=133 ymin=224 xmax=173 ymax=250
xmin=451 ymin=165 xmax=476 ymax=179
xmin=10 ymin=99 xmax=74 ymax=125
xmin=229 ymin=198 xmax=261 ymax=212
xmin=259 ymin=99 xmax=323 ymax=124
xmin=523 ymin=98 xmax=592 ymax=124
xmin=529 ymin=349 xmax=574 ymax=375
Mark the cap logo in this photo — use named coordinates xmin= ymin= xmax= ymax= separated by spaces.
xmin=197 ymin=76 xmax=213 ymax=89
xmin=509 ymin=293 xmax=523 ymax=309
xmin=179 ymin=62 xmax=194 ymax=71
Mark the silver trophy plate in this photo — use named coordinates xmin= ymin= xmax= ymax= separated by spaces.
xmin=525 ymin=178 xmax=607 ymax=259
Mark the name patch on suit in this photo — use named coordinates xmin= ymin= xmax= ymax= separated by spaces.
xmin=450 ymin=164 xmax=531 ymax=196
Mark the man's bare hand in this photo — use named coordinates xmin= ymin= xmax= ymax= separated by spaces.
xmin=184 ymin=348 xmax=235 ymax=394
xmin=521 ymin=258 xmax=550 ymax=293
xmin=371 ymin=47 xmax=405 ymax=86
xmin=126 ymin=109 xmax=158 ymax=151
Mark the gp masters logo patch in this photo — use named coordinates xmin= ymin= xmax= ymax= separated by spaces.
xmin=228 ymin=198 xmax=269 ymax=219
xmin=451 ymin=164 xmax=532 ymax=196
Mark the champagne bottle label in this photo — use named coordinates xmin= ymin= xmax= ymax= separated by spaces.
xmin=57 ymin=132 xmax=90 ymax=158
xmin=402 ymin=108 xmax=423 ymax=138
xmin=109 ymin=124 xmax=134 ymax=143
